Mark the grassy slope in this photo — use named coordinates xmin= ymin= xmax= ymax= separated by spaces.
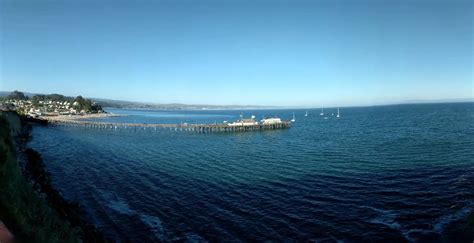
xmin=0 ymin=116 xmax=80 ymax=242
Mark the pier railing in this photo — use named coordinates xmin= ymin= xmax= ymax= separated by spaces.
xmin=46 ymin=119 xmax=291 ymax=133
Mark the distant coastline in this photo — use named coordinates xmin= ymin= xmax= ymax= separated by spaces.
xmin=1 ymin=90 xmax=472 ymax=111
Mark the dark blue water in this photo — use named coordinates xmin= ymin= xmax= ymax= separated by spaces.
xmin=28 ymin=103 xmax=474 ymax=242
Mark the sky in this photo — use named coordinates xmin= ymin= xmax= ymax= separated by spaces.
xmin=0 ymin=0 xmax=472 ymax=106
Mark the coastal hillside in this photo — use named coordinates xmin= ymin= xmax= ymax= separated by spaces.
xmin=1 ymin=91 xmax=103 ymax=116
xmin=0 ymin=111 xmax=80 ymax=242
xmin=93 ymin=97 xmax=276 ymax=110
xmin=1 ymin=90 xmax=276 ymax=110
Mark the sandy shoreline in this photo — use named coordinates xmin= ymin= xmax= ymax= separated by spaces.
xmin=40 ymin=112 xmax=124 ymax=122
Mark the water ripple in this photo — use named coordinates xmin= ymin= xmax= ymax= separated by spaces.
xmin=28 ymin=104 xmax=474 ymax=241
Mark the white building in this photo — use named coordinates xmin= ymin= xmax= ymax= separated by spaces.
xmin=228 ymin=118 xmax=258 ymax=126
xmin=260 ymin=118 xmax=282 ymax=124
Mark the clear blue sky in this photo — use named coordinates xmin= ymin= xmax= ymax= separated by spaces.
xmin=0 ymin=0 xmax=472 ymax=106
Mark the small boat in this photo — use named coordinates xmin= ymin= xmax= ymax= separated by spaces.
xmin=336 ymin=107 xmax=340 ymax=118
xmin=291 ymin=113 xmax=296 ymax=122
xmin=323 ymin=117 xmax=328 ymax=120
xmin=320 ymin=108 xmax=324 ymax=116
xmin=304 ymin=111 xmax=308 ymax=117
xmin=251 ymin=114 xmax=255 ymax=119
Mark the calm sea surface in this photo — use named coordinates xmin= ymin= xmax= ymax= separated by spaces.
xmin=28 ymin=103 xmax=474 ymax=241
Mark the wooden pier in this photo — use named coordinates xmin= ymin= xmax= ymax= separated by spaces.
xmin=46 ymin=119 xmax=291 ymax=133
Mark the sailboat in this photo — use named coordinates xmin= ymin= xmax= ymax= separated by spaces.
xmin=304 ymin=111 xmax=308 ymax=117
xmin=291 ymin=113 xmax=296 ymax=122
xmin=336 ymin=107 xmax=340 ymax=118
xmin=251 ymin=114 xmax=255 ymax=119
xmin=320 ymin=108 xmax=324 ymax=116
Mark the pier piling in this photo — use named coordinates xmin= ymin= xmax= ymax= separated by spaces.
xmin=47 ymin=119 xmax=290 ymax=133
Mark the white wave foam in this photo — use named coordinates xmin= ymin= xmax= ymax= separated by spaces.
xmin=108 ymin=199 xmax=136 ymax=215
xmin=363 ymin=206 xmax=401 ymax=230
xmin=98 ymin=189 xmax=167 ymax=240
xmin=139 ymin=214 xmax=165 ymax=240
xmin=433 ymin=205 xmax=473 ymax=233
xmin=401 ymin=228 xmax=431 ymax=242
xmin=370 ymin=217 xmax=401 ymax=230
xmin=329 ymin=234 xmax=345 ymax=243
xmin=169 ymin=233 xmax=208 ymax=242
xmin=398 ymin=206 xmax=473 ymax=243
xmin=399 ymin=204 xmax=473 ymax=241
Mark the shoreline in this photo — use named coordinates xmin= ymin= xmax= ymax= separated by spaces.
xmin=40 ymin=112 xmax=124 ymax=123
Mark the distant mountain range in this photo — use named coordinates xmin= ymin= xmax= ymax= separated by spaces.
xmin=91 ymin=97 xmax=277 ymax=110
xmin=0 ymin=91 xmax=276 ymax=110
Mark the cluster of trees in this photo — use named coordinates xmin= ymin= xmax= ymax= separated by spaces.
xmin=3 ymin=91 xmax=103 ymax=113
xmin=7 ymin=90 xmax=27 ymax=100
xmin=73 ymin=96 xmax=102 ymax=112
xmin=32 ymin=93 xmax=69 ymax=102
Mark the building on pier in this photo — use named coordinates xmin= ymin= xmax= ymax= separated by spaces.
xmin=260 ymin=117 xmax=282 ymax=125
xmin=228 ymin=118 xmax=258 ymax=126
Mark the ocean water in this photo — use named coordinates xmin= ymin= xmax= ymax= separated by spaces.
xmin=28 ymin=103 xmax=474 ymax=241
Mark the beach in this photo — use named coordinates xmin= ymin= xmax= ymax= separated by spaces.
xmin=40 ymin=112 xmax=123 ymax=123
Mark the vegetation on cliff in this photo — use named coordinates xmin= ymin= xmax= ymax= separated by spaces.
xmin=0 ymin=111 xmax=106 ymax=242
xmin=23 ymin=148 xmax=106 ymax=242
xmin=0 ymin=114 xmax=80 ymax=242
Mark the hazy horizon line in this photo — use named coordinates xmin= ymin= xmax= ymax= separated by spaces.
xmin=1 ymin=90 xmax=472 ymax=110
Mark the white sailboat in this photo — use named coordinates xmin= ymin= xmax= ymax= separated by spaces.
xmin=320 ymin=108 xmax=324 ymax=116
xmin=291 ymin=112 xmax=296 ymax=122
xmin=336 ymin=107 xmax=340 ymax=118
xmin=304 ymin=111 xmax=308 ymax=117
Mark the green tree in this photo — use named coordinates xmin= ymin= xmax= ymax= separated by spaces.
xmin=31 ymin=95 xmax=42 ymax=107
xmin=47 ymin=94 xmax=67 ymax=102
xmin=7 ymin=90 xmax=26 ymax=100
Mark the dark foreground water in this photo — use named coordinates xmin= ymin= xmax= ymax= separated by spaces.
xmin=29 ymin=103 xmax=474 ymax=242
